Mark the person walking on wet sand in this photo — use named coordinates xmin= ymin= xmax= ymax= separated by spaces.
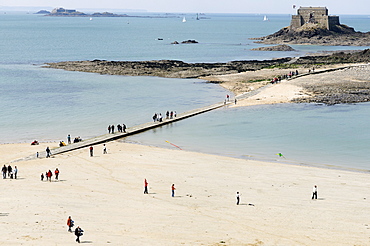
xmin=75 ymin=226 xmax=83 ymax=243
xmin=108 ymin=125 xmax=111 ymax=134
xmin=103 ymin=144 xmax=107 ymax=154
xmin=68 ymin=134 xmax=71 ymax=144
xmin=144 ymin=179 xmax=148 ymax=194
xmin=312 ymin=185 xmax=318 ymax=199
xmin=236 ymin=191 xmax=240 ymax=205
xmin=89 ymin=146 xmax=93 ymax=157
xmin=171 ymin=184 xmax=176 ymax=197
xmin=41 ymin=173 xmax=44 ymax=181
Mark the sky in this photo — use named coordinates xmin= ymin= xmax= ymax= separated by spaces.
xmin=0 ymin=0 xmax=369 ymax=15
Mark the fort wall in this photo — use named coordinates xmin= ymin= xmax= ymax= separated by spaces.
xmin=290 ymin=7 xmax=340 ymax=31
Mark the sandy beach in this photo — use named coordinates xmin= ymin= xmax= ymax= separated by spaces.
xmin=1 ymin=140 xmax=370 ymax=245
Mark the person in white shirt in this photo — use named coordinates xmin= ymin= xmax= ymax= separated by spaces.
xmin=312 ymin=185 xmax=318 ymax=199
xmin=236 ymin=191 xmax=240 ymax=205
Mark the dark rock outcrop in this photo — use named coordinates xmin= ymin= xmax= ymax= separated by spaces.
xmin=46 ymin=49 xmax=370 ymax=79
xmin=292 ymin=80 xmax=370 ymax=105
xmin=46 ymin=58 xmax=292 ymax=78
xmin=181 ymin=40 xmax=198 ymax=44
xmin=251 ymin=44 xmax=296 ymax=51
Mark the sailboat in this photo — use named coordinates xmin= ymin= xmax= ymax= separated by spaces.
xmin=263 ymin=15 xmax=268 ymax=21
xmin=89 ymin=17 xmax=93 ymax=21
xmin=182 ymin=16 xmax=186 ymax=22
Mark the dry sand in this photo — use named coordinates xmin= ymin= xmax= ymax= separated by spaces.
xmin=1 ymin=141 xmax=370 ymax=245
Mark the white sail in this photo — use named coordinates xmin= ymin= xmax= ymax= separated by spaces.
xmin=263 ymin=15 xmax=268 ymax=21
xmin=182 ymin=17 xmax=186 ymax=22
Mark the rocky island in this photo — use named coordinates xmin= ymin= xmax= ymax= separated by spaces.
xmin=45 ymin=7 xmax=128 ymax=17
xmin=253 ymin=7 xmax=370 ymax=46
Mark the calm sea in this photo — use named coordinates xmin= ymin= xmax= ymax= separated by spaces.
xmin=0 ymin=12 xmax=369 ymax=171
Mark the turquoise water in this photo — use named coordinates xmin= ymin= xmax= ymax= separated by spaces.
xmin=126 ymin=103 xmax=370 ymax=171
xmin=1 ymin=13 xmax=369 ymax=170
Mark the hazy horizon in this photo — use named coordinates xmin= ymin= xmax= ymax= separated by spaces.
xmin=0 ymin=0 xmax=369 ymax=15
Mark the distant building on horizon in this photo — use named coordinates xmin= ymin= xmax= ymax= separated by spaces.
xmin=290 ymin=7 xmax=340 ymax=31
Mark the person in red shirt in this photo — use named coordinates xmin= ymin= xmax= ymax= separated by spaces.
xmin=55 ymin=168 xmax=60 ymax=180
xmin=144 ymin=179 xmax=148 ymax=194
xmin=89 ymin=146 xmax=93 ymax=157
xmin=172 ymin=184 xmax=176 ymax=197
xmin=67 ymin=216 xmax=74 ymax=232
xmin=47 ymin=170 xmax=52 ymax=182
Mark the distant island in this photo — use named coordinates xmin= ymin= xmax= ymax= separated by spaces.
xmin=34 ymin=10 xmax=50 ymax=14
xmin=42 ymin=7 xmax=129 ymax=17
xmin=36 ymin=7 xmax=186 ymax=18
xmin=252 ymin=7 xmax=370 ymax=46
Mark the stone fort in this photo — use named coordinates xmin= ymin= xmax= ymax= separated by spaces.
xmin=290 ymin=7 xmax=340 ymax=30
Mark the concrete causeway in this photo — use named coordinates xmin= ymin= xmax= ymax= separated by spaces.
xmin=13 ymin=98 xmax=239 ymax=162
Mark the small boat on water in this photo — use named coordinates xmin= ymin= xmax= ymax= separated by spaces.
xmin=182 ymin=16 xmax=186 ymax=22
xmin=263 ymin=15 xmax=268 ymax=21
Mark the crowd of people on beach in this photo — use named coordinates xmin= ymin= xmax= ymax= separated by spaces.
xmin=107 ymin=124 xmax=127 ymax=134
xmin=2 ymin=165 xmax=17 ymax=179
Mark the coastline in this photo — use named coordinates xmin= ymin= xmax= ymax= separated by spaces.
xmin=2 ymin=141 xmax=370 ymax=245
